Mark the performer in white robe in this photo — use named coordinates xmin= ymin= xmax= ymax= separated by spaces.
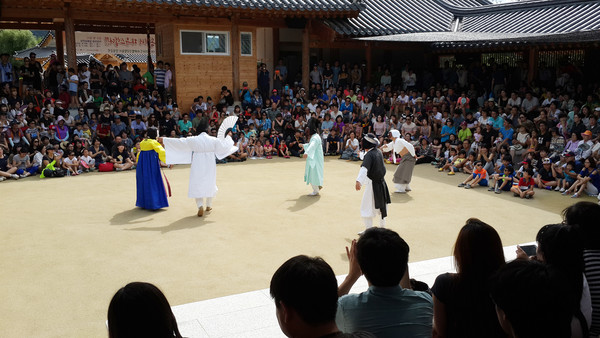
xmin=356 ymin=133 xmax=391 ymax=235
xmin=381 ymin=129 xmax=416 ymax=193
xmin=159 ymin=117 xmax=237 ymax=217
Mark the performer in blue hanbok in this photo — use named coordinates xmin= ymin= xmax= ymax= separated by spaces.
xmin=300 ymin=118 xmax=324 ymax=196
xmin=136 ymin=129 xmax=169 ymax=210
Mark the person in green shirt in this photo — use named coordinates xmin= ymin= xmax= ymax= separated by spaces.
xmin=177 ymin=113 xmax=193 ymax=136
xmin=458 ymin=121 xmax=472 ymax=142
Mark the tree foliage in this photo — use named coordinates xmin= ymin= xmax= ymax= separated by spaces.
xmin=0 ymin=30 xmax=37 ymax=56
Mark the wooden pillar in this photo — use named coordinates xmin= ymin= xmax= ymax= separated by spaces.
xmin=146 ymin=24 xmax=153 ymax=74
xmin=64 ymin=5 xmax=76 ymax=69
xmin=527 ymin=47 xmax=538 ymax=85
xmin=54 ymin=22 xmax=65 ymax=66
xmin=365 ymin=42 xmax=372 ymax=85
xmin=273 ymin=28 xmax=280 ymax=66
xmin=231 ymin=14 xmax=240 ymax=101
xmin=302 ymin=20 xmax=311 ymax=88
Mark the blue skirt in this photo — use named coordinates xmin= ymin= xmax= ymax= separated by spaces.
xmin=136 ymin=150 xmax=169 ymax=210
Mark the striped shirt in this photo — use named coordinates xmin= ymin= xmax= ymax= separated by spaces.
xmin=584 ymin=250 xmax=600 ymax=336
xmin=154 ymin=67 xmax=166 ymax=87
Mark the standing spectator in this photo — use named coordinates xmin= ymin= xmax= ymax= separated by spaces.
xmin=258 ymin=63 xmax=270 ymax=102
xmin=154 ymin=61 xmax=166 ymax=97
xmin=432 ymin=218 xmax=506 ymax=338
xmin=0 ymin=53 xmax=14 ymax=87
xmin=337 ymin=228 xmax=433 ymax=338
xmin=67 ymin=68 xmax=79 ymax=108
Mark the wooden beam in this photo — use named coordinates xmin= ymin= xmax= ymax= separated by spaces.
xmin=231 ymin=14 xmax=241 ymax=101
xmin=365 ymin=42 xmax=372 ymax=85
xmin=55 ymin=22 xmax=65 ymax=67
xmin=528 ymin=47 xmax=538 ymax=85
xmin=302 ymin=20 xmax=310 ymax=88
xmin=272 ymin=28 xmax=279 ymax=68
xmin=64 ymin=4 xmax=77 ymax=69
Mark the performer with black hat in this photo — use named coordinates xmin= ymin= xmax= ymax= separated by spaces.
xmin=355 ymin=133 xmax=391 ymax=235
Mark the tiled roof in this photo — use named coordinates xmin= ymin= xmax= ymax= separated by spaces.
xmin=325 ymin=0 xmax=455 ymax=37
xmin=128 ymin=0 xmax=362 ymax=13
xmin=460 ymin=0 xmax=600 ymax=34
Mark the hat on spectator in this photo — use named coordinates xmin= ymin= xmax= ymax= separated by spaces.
xmin=582 ymin=130 xmax=592 ymax=137
xmin=16 ymin=111 xmax=23 ymax=116
xmin=460 ymin=121 xmax=467 ymax=126
xmin=522 ymin=159 xmax=531 ymax=164
xmin=595 ymin=107 xmax=600 ymax=111
xmin=542 ymin=158 xmax=552 ymax=164
xmin=488 ymin=98 xmax=495 ymax=102
xmin=487 ymin=121 xmax=493 ymax=125
xmin=273 ymin=89 xmax=277 ymax=92
xmin=564 ymin=151 xmax=575 ymax=157
xmin=60 ymin=141 xmax=70 ymax=150
xmin=416 ymin=97 xmax=423 ymax=102
xmin=114 ymin=115 xmax=121 ymax=119
xmin=56 ymin=116 xmax=65 ymax=123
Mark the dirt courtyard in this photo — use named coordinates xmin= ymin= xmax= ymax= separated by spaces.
xmin=0 ymin=157 xmax=584 ymax=337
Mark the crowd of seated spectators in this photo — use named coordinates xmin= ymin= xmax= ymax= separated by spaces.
xmin=107 ymin=201 xmax=600 ymax=338
xmin=2 ymin=55 xmax=600 ymax=206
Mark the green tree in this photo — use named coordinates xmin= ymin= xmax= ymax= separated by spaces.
xmin=0 ymin=30 xmax=37 ymax=56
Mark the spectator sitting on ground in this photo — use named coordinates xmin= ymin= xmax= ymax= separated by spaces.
xmin=270 ymin=255 xmax=374 ymax=338
xmin=457 ymin=160 xmax=488 ymax=189
xmin=336 ymin=228 xmax=433 ymax=338
xmin=490 ymin=260 xmax=572 ymax=338
xmin=107 ymin=282 xmax=183 ymax=338
xmin=511 ymin=167 xmax=535 ymax=199
xmin=432 ymin=218 xmax=506 ymax=338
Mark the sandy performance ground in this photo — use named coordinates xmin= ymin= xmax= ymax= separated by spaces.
xmin=0 ymin=157 xmax=589 ymax=337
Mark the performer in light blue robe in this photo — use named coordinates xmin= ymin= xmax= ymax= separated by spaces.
xmin=301 ymin=118 xmax=324 ymax=196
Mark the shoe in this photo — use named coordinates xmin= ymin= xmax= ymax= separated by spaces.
xmin=545 ymin=186 xmax=552 ymax=190
xmin=554 ymin=186 xmax=561 ymax=191
xmin=308 ymin=191 xmax=319 ymax=196
xmin=197 ymin=206 xmax=204 ymax=217
xmin=514 ymin=192 xmax=519 ymax=197
xmin=10 ymin=174 xmax=19 ymax=179
xmin=284 ymin=155 xmax=290 ymax=159
xmin=562 ymin=191 xmax=568 ymax=195
xmin=525 ymin=195 xmax=531 ymax=199
xmin=488 ymin=186 xmax=495 ymax=191
xmin=458 ymin=183 xmax=466 ymax=187
xmin=438 ymin=168 xmax=444 ymax=172
xmin=448 ymin=172 xmax=455 ymax=175
xmin=394 ymin=189 xmax=406 ymax=193
xmin=405 ymin=185 xmax=411 ymax=191
xmin=116 ymin=167 xmax=123 ymax=171
xmin=266 ymin=156 xmax=272 ymax=159
xmin=23 ymin=172 xmax=31 ymax=177
xmin=465 ymin=184 xmax=471 ymax=189
xmin=19 ymin=174 xmax=27 ymax=178
xmin=205 ymin=207 xmax=212 ymax=213
xmin=77 ymin=170 xmax=83 ymax=174
xmin=571 ymin=193 xmax=579 ymax=198
xmin=0 ymin=177 xmax=5 ymax=181
xmin=559 ymin=188 xmax=565 ymax=192
xmin=319 ymin=186 xmax=323 ymax=190
xmin=495 ymin=188 xmax=501 ymax=194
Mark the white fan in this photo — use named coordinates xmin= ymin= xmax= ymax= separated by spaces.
xmin=217 ymin=116 xmax=238 ymax=139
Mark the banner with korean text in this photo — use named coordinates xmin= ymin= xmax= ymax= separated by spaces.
xmin=75 ymin=32 xmax=156 ymax=55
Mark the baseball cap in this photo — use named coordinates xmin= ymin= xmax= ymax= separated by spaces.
xmin=582 ymin=130 xmax=592 ymax=137
xmin=542 ymin=158 xmax=551 ymax=164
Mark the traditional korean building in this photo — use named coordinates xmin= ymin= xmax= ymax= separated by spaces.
xmin=2 ymin=0 xmax=599 ymax=108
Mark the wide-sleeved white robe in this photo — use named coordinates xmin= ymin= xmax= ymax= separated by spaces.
xmin=163 ymin=133 xmax=237 ymax=198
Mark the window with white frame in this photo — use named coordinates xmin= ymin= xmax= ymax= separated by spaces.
xmin=180 ymin=30 xmax=229 ymax=55
xmin=241 ymin=32 xmax=252 ymax=56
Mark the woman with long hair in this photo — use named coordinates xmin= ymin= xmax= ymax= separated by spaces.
xmin=432 ymin=218 xmax=506 ymax=338
xmin=107 ymin=282 xmax=182 ymax=338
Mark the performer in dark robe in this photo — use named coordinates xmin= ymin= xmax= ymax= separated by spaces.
xmin=355 ymin=133 xmax=391 ymax=235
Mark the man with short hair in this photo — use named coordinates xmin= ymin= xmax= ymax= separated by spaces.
xmin=336 ymin=228 xmax=433 ymax=338
xmin=270 ymin=255 xmax=374 ymax=338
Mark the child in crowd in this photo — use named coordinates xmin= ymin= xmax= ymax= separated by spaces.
xmin=511 ymin=168 xmax=535 ymax=199
xmin=439 ymin=148 xmax=460 ymax=174
xmin=264 ymin=139 xmax=274 ymax=159
xmin=458 ymin=160 xmax=488 ymax=189
xmin=534 ymin=158 xmax=557 ymax=190
xmin=79 ymin=148 xmax=94 ymax=172
xmin=558 ymin=162 xmax=577 ymax=193
xmin=492 ymin=165 xmax=516 ymax=194
xmin=462 ymin=153 xmax=476 ymax=175
xmin=62 ymin=151 xmax=80 ymax=176
xmin=278 ymin=139 xmax=290 ymax=158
